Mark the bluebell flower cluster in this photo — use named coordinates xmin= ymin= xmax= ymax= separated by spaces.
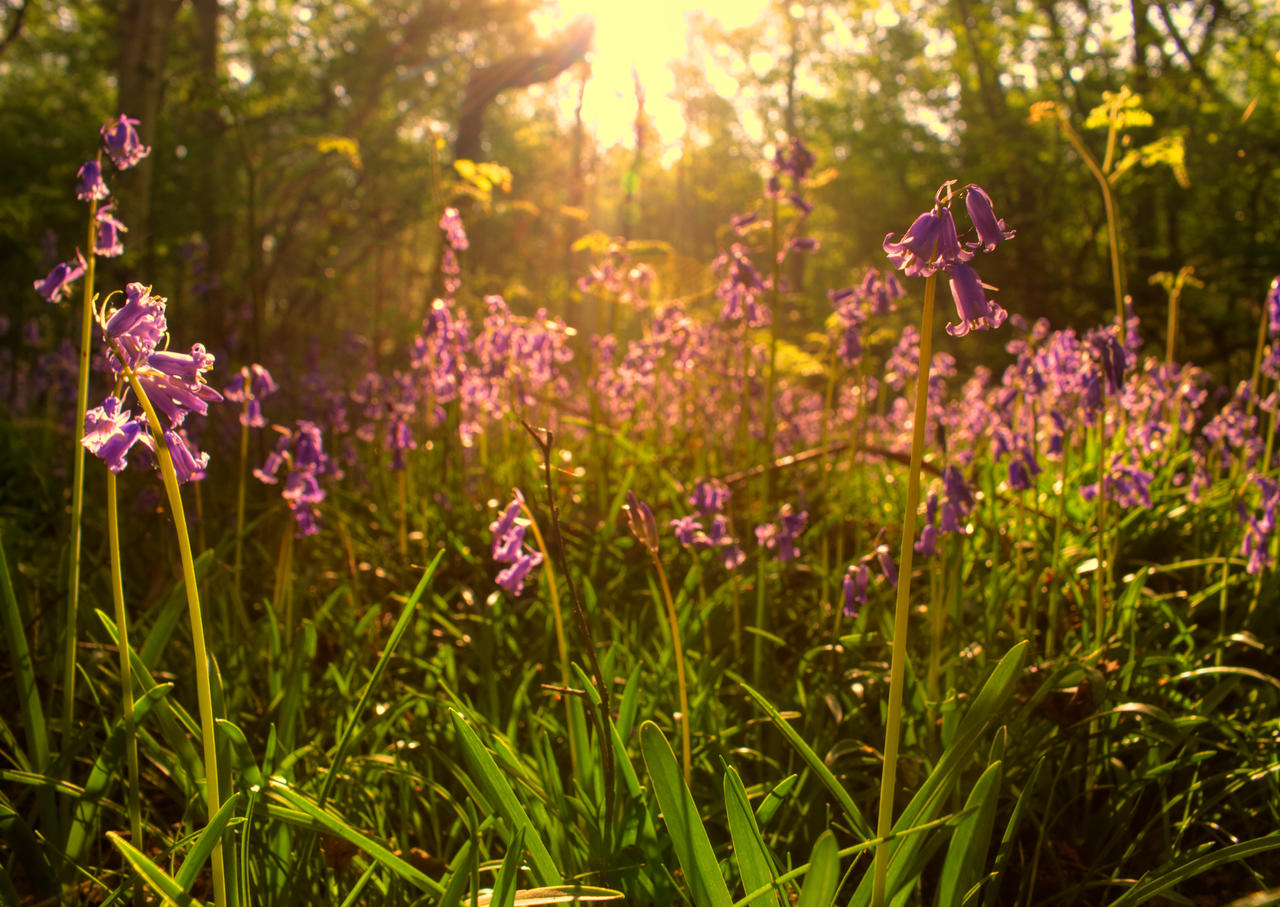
xmin=254 ymin=420 xmax=333 ymax=536
xmin=884 ymin=180 xmax=1014 ymax=337
xmin=670 ymin=478 xmax=745 ymax=570
xmin=489 ymin=490 xmax=543 ymax=595
xmin=35 ymin=115 xmax=150 ymax=303
xmin=84 ymin=283 xmax=222 ymax=484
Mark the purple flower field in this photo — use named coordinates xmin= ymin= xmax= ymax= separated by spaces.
xmin=2 ymin=8 xmax=1278 ymax=905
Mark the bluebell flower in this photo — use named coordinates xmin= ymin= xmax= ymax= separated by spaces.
xmin=82 ymin=396 xmax=149 ymax=473
xmin=101 ymin=115 xmax=151 ymax=170
xmin=34 ymin=251 xmax=87 ymax=303
xmin=76 ymin=160 xmax=109 ymax=201
xmin=94 ymin=204 xmax=127 ymax=258
xmin=964 ymin=185 xmax=1015 ymax=252
xmin=944 ymin=263 xmax=1008 ymax=338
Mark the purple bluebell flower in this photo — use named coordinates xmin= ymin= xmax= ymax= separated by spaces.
xmin=76 ymin=160 xmax=109 ymax=201
xmin=82 ymin=396 xmax=149 ymax=473
xmin=914 ymin=494 xmax=939 ymax=556
xmin=162 ymin=430 xmax=209 ymax=485
xmin=101 ymin=283 xmax=167 ymax=367
xmin=964 ymin=185 xmax=1015 ymax=252
xmin=34 ymin=251 xmax=87 ymax=303
xmin=490 ymin=490 xmax=542 ymax=594
xmin=625 ymin=490 xmax=660 ymax=554
xmin=224 ymin=363 xmax=278 ymax=427
xmin=670 ymin=515 xmax=706 ymax=547
xmin=874 ymin=544 xmax=898 ymax=585
xmin=843 ymin=563 xmax=869 ymax=617
xmin=689 ymin=478 xmax=731 ymax=515
xmin=101 ymin=115 xmax=151 ymax=170
xmin=496 ymin=550 xmax=543 ymax=595
xmin=440 ymin=206 xmax=469 ymax=251
xmin=94 ymin=204 xmax=127 ymax=258
xmin=756 ymin=504 xmax=808 ymax=562
xmin=944 ymin=263 xmax=1008 ymax=338
xmin=1238 ymin=476 xmax=1279 ymax=574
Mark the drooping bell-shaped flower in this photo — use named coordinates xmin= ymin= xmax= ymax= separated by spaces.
xmin=82 ymin=396 xmax=149 ymax=473
xmin=101 ymin=115 xmax=151 ymax=170
xmin=944 ymin=263 xmax=1008 ymax=338
xmin=76 ymin=160 xmax=110 ymax=202
xmin=34 ymin=251 xmax=87 ymax=303
xmin=94 ymin=204 xmax=127 ymax=258
xmin=964 ymin=185 xmax=1015 ymax=252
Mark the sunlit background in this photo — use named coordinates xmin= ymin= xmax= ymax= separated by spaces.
xmin=531 ymin=0 xmax=777 ymax=151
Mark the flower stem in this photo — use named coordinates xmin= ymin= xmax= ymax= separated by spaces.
xmin=650 ymin=549 xmax=692 ymax=784
xmin=117 ymin=354 xmax=227 ymax=907
xmin=518 ymin=499 xmax=577 ymax=776
xmin=61 ymin=185 xmax=100 ymax=760
xmin=871 ymin=272 xmax=936 ymax=907
xmin=106 ymin=471 xmax=145 ymax=907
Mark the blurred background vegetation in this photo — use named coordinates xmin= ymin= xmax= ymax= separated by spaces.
xmin=2 ymin=0 xmax=1277 ymax=384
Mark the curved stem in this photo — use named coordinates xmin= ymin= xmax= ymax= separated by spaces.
xmin=62 ymin=183 xmax=100 ymax=758
xmin=871 ymin=272 xmax=936 ymax=907
xmin=651 ymin=551 xmax=691 ymax=784
xmin=116 ymin=353 xmax=227 ymax=907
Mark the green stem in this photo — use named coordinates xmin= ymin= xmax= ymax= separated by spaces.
xmin=1056 ymin=116 xmax=1125 ymax=326
xmin=232 ymin=406 xmax=249 ymax=620
xmin=107 ymin=470 xmax=144 ymax=900
xmin=519 ymin=499 xmax=576 ymax=776
xmin=871 ymin=272 xmax=936 ymax=907
xmin=62 ymin=184 xmax=100 ymax=759
xmin=117 ymin=353 xmax=227 ymax=907
xmin=650 ymin=552 xmax=692 ymax=784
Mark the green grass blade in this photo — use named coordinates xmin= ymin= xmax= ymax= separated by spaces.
xmin=318 ymin=551 xmax=443 ymax=808
xmin=851 ymin=641 xmax=1029 ymax=907
xmin=450 ymin=710 xmax=562 ymax=887
xmin=0 ymin=530 xmax=47 ymax=773
xmin=64 ymin=682 xmax=173 ymax=864
xmin=108 ymin=830 xmax=202 ymax=907
xmin=1106 ymin=834 xmax=1280 ymax=907
xmin=175 ymin=793 xmax=242 ymax=894
xmin=438 ymin=838 xmax=476 ymax=907
xmin=639 ymin=721 xmax=732 ymax=907
xmin=723 ymin=765 xmax=781 ymax=905
xmin=982 ymin=757 xmax=1044 ymax=907
xmin=796 ymin=831 xmax=840 ymax=907
xmin=0 ymin=801 xmax=58 ymax=900
xmin=936 ymin=761 xmax=1003 ymax=907
xmin=269 ymin=780 xmax=445 ymax=896
xmin=736 ymin=679 xmax=873 ymax=841
xmin=755 ymin=774 xmax=799 ymax=827
xmin=488 ymin=826 xmax=526 ymax=907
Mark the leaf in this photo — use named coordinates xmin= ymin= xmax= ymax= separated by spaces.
xmin=639 ymin=722 xmax=732 ymax=907
xmin=851 ymin=642 xmax=1029 ymax=907
xmin=268 ymin=780 xmax=445 ymax=896
xmin=795 ymin=831 xmax=839 ymax=907
xmin=723 ymin=765 xmax=781 ymax=906
xmin=449 ymin=710 xmax=562 ymax=887
xmin=936 ymin=761 xmax=1003 ymax=907
xmin=109 ymin=831 xmax=201 ymax=907
xmin=487 ymin=826 xmax=526 ymax=907
xmin=317 ymin=553 xmax=443 ymax=807
xmin=175 ymin=793 xmax=242 ymax=894
xmin=737 ymin=679 xmax=872 ymax=841
xmin=311 ymin=134 xmax=362 ymax=169
xmin=476 ymin=887 xmax=625 ymax=906
xmin=1106 ymin=834 xmax=1280 ymax=907
xmin=0 ymin=530 xmax=46 ymax=773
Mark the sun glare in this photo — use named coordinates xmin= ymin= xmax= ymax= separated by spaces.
xmin=532 ymin=1 xmax=771 ymax=151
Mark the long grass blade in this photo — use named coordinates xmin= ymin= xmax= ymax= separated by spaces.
xmin=723 ymin=765 xmax=781 ymax=906
xmin=639 ymin=721 xmax=732 ymax=907
xmin=736 ymin=678 xmax=872 ymax=841
xmin=796 ymin=831 xmax=840 ymax=907
xmin=108 ymin=831 xmax=202 ymax=907
xmin=449 ymin=710 xmax=562 ymax=887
